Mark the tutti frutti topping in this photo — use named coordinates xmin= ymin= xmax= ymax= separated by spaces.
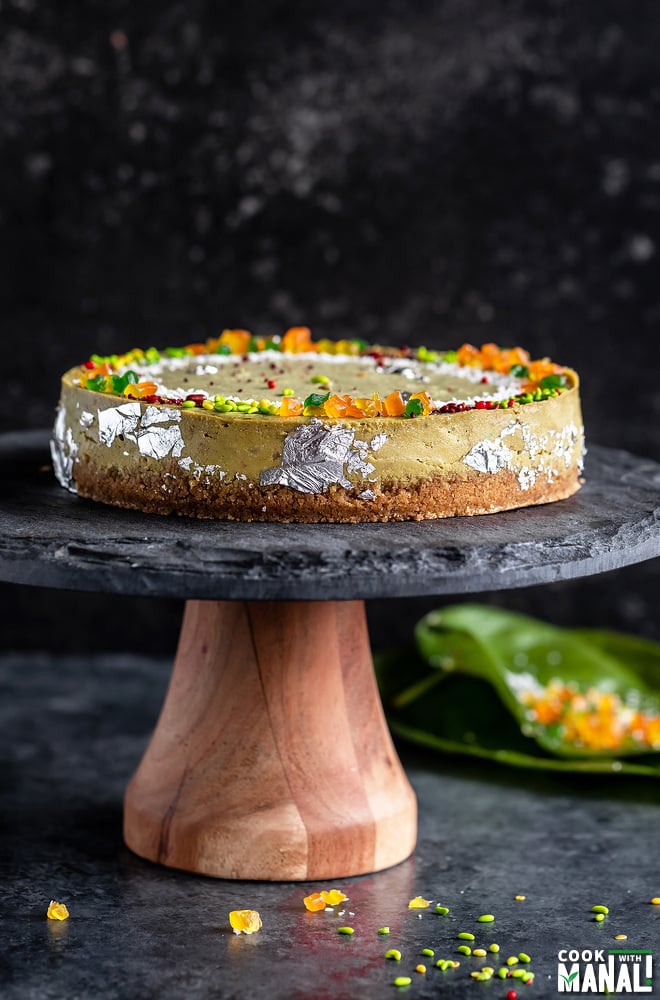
xmin=519 ymin=680 xmax=660 ymax=753
xmin=71 ymin=327 xmax=571 ymax=419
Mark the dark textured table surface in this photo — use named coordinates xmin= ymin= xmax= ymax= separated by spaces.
xmin=1 ymin=431 xmax=660 ymax=601
xmin=1 ymin=652 xmax=658 ymax=999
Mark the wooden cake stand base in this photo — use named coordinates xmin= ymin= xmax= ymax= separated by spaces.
xmin=123 ymin=599 xmax=417 ymax=880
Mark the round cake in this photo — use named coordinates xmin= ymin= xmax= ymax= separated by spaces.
xmin=51 ymin=327 xmax=585 ymax=522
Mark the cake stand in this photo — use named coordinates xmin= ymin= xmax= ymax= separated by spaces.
xmin=2 ymin=430 xmax=659 ymax=881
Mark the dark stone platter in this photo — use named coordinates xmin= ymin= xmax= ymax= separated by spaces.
xmin=1 ymin=430 xmax=659 ymax=601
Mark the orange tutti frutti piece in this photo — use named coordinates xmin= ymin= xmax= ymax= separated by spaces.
xmin=303 ymin=893 xmax=327 ymax=912
xmin=218 ymin=328 xmax=252 ymax=354
xmin=323 ymin=393 xmax=349 ymax=418
xmin=281 ymin=326 xmax=313 ymax=352
xmin=457 ymin=343 xmax=481 ymax=366
xmin=478 ymin=342 xmax=501 ymax=368
xmin=278 ymin=396 xmax=304 ymax=417
xmin=382 ymin=390 xmax=406 ymax=416
xmin=229 ymin=909 xmax=263 ymax=935
xmin=46 ymin=900 xmax=70 ymax=921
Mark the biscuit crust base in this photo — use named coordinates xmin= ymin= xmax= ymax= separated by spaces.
xmin=72 ymin=459 xmax=582 ymax=523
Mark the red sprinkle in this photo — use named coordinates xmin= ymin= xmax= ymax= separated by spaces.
xmin=267 ymin=379 xmax=277 ymax=389
xmin=507 ymin=992 xmax=517 ymax=1000
xmin=481 ymin=375 xmax=489 ymax=383
xmin=83 ymin=360 xmax=96 ymax=369
xmin=475 ymin=400 xmax=488 ymax=409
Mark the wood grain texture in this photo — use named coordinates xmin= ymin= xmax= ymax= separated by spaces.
xmin=124 ymin=599 xmax=417 ymax=880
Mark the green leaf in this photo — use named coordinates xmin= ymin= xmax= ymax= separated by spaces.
xmin=375 ymin=605 xmax=660 ymax=778
xmin=509 ymin=364 xmax=530 ymax=377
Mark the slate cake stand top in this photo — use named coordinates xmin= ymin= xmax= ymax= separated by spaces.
xmin=1 ymin=430 xmax=658 ymax=601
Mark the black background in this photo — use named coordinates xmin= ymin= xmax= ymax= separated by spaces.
xmin=1 ymin=0 xmax=658 ymax=652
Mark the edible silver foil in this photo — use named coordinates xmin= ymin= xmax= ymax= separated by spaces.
xmin=97 ymin=403 xmax=184 ymax=460
xmin=261 ymin=419 xmax=379 ymax=494
xmin=462 ymin=419 xmax=583 ymax=489
xmin=463 ymin=422 xmax=517 ymax=474
xmin=50 ymin=405 xmax=78 ymax=492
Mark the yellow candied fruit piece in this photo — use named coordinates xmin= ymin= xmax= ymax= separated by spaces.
xmin=320 ymin=888 xmax=348 ymax=906
xmin=281 ymin=326 xmax=313 ymax=353
xmin=315 ymin=338 xmax=336 ymax=354
xmin=333 ymin=339 xmax=361 ymax=355
xmin=353 ymin=397 xmax=380 ymax=417
xmin=303 ymin=892 xmax=326 ymax=912
xmin=124 ymin=381 xmax=158 ymax=399
xmin=278 ymin=396 xmax=304 ymax=417
xmin=382 ymin=390 xmax=406 ymax=416
xmin=408 ymin=896 xmax=431 ymax=909
xmin=229 ymin=909 xmax=262 ymax=935
xmin=47 ymin=901 xmax=69 ymax=921
xmin=202 ymin=399 xmax=215 ymax=411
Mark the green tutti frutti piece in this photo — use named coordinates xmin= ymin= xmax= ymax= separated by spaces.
xmin=337 ymin=926 xmax=354 ymax=935
xmin=511 ymin=968 xmax=527 ymax=979
xmin=489 ymin=943 xmax=500 ymax=953
xmin=393 ymin=977 xmax=411 ymax=988
xmin=592 ymin=905 xmax=609 ymax=914
xmin=457 ymin=932 xmax=475 ymax=940
xmin=421 ymin=948 xmax=435 ymax=957
xmin=497 ymin=968 xmax=509 ymax=979
xmin=518 ymin=952 xmax=531 ymax=963
xmin=303 ymin=390 xmax=330 ymax=408
xmin=385 ymin=949 xmax=402 ymax=961
xmin=506 ymin=956 xmax=519 ymax=966
xmin=434 ymin=905 xmax=449 ymax=915
xmin=457 ymin=945 xmax=472 ymax=956
xmin=403 ymin=397 xmax=424 ymax=418
xmin=477 ymin=914 xmax=495 ymax=922
xmin=378 ymin=927 xmax=391 ymax=935
xmin=595 ymin=913 xmax=605 ymax=922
